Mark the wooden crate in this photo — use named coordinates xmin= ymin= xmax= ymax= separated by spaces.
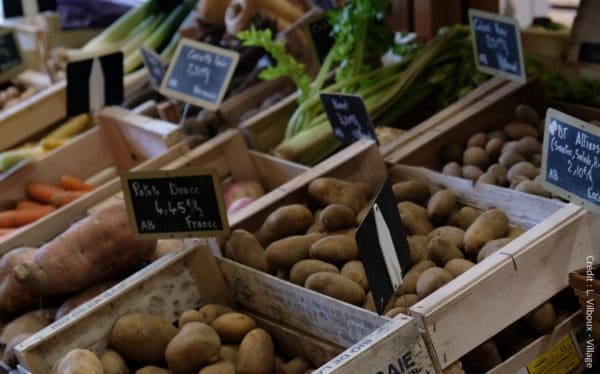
xmin=240 ymin=77 xmax=507 ymax=156
xmin=0 ymin=80 xmax=66 ymax=152
xmin=384 ymin=165 xmax=598 ymax=371
xmin=14 ymin=241 xmax=434 ymax=373
xmin=488 ymin=311 xmax=585 ymax=373
xmin=383 ymin=78 xmax=600 ymax=167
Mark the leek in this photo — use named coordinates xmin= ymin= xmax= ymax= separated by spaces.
xmin=120 ymin=13 xmax=165 ymax=57
xmin=83 ymin=0 xmax=158 ymax=52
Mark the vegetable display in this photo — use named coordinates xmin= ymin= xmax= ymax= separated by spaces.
xmin=54 ymin=305 xmax=315 ymax=374
xmin=0 ymin=85 xmax=39 ymax=111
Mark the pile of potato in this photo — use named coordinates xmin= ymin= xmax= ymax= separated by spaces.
xmin=0 ymin=84 xmax=39 ymax=111
xmin=223 ymin=175 xmax=524 ymax=315
xmin=53 ymin=304 xmax=315 ymax=374
xmin=440 ymin=104 xmax=551 ymax=198
xmin=461 ymin=288 xmax=579 ymax=373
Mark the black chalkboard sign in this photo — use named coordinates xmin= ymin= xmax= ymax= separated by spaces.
xmin=306 ymin=14 xmax=335 ymax=64
xmin=66 ymin=51 xmax=124 ymax=116
xmin=469 ymin=9 xmax=525 ymax=83
xmin=355 ymin=178 xmax=411 ymax=315
xmin=160 ymin=39 xmax=240 ymax=110
xmin=541 ymin=109 xmax=600 ymax=215
xmin=0 ymin=32 xmax=24 ymax=82
xmin=141 ymin=47 xmax=166 ymax=89
xmin=121 ymin=168 xmax=230 ymax=239
xmin=320 ymin=93 xmax=378 ymax=145
xmin=311 ymin=0 xmax=337 ymax=10
xmin=3 ymin=0 xmax=57 ymax=18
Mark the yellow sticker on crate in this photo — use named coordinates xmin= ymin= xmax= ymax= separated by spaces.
xmin=526 ymin=334 xmax=581 ymax=374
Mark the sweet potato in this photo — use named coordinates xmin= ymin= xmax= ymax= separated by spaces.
xmin=13 ymin=203 xmax=156 ymax=294
xmin=0 ymin=247 xmax=39 ymax=318
xmin=55 ymin=282 xmax=116 ymax=320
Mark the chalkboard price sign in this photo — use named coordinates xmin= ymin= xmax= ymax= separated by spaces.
xmin=0 ymin=32 xmax=24 ymax=82
xmin=306 ymin=14 xmax=335 ymax=64
xmin=160 ymin=39 xmax=240 ymax=110
xmin=141 ymin=47 xmax=166 ymax=89
xmin=542 ymin=109 xmax=600 ymax=215
xmin=320 ymin=93 xmax=378 ymax=145
xmin=355 ymin=178 xmax=410 ymax=314
xmin=469 ymin=9 xmax=526 ymax=83
xmin=121 ymin=168 xmax=230 ymax=239
xmin=3 ymin=0 xmax=57 ymax=18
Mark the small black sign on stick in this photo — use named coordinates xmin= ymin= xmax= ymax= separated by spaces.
xmin=0 ymin=32 xmax=25 ymax=82
xmin=320 ymin=93 xmax=378 ymax=145
xmin=3 ymin=0 xmax=57 ymax=18
xmin=160 ymin=38 xmax=240 ymax=110
xmin=541 ymin=109 xmax=600 ymax=215
xmin=66 ymin=51 xmax=124 ymax=116
xmin=355 ymin=178 xmax=411 ymax=314
xmin=141 ymin=46 xmax=166 ymax=89
xmin=469 ymin=9 xmax=526 ymax=83
xmin=120 ymin=168 xmax=230 ymax=240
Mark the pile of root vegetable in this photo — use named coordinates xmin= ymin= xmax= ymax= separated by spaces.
xmin=52 ymin=305 xmax=315 ymax=374
xmin=0 ymin=85 xmax=39 ymax=111
xmin=223 ymin=174 xmax=524 ymax=316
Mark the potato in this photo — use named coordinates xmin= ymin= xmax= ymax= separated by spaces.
xmin=524 ymin=301 xmax=556 ymax=334
xmin=220 ymin=345 xmax=239 ymax=363
xmin=498 ymin=151 xmax=525 ymax=169
xmin=306 ymin=209 xmax=323 ymax=234
xmin=237 ymin=328 xmax=275 ymax=374
xmin=109 ymin=313 xmax=178 ymax=366
xmin=398 ymin=202 xmax=434 ymax=235
xmin=508 ymin=227 xmax=526 ymax=239
xmin=392 ymin=180 xmax=430 ymax=203
xmin=305 ymin=272 xmax=365 ymax=305
xmin=308 ymin=177 xmax=368 ymax=213
xmin=515 ymin=180 xmax=551 ymax=197
xmin=210 ymin=313 xmax=256 ymax=344
xmin=487 ymin=164 xmax=508 ymax=186
xmin=463 ymin=147 xmax=490 ymax=170
xmin=385 ymin=308 xmax=406 ymax=318
xmin=515 ymin=104 xmax=539 ymax=125
xmin=504 ymin=122 xmax=539 ymax=140
xmin=179 ymin=310 xmax=204 ymax=327
xmin=362 ymin=292 xmax=376 ymax=312
xmin=198 ymin=361 xmax=235 ymax=374
xmin=427 ymin=190 xmax=456 ymax=222
xmin=402 ymin=260 xmax=434 ymax=294
xmin=531 ymin=154 xmax=542 ymax=167
xmin=356 ymin=205 xmax=369 ymax=226
xmin=319 ymin=204 xmax=356 ymax=232
xmin=488 ymin=130 xmax=507 ymax=141
xmin=197 ymin=304 xmax=235 ymax=325
xmin=477 ymin=172 xmax=497 ymax=185
xmin=280 ymin=357 xmax=311 ymax=374
xmin=407 ymin=235 xmax=429 ymax=265
xmin=442 ymin=162 xmax=462 ymax=177
xmin=225 ymin=230 xmax=268 ymax=272
xmin=100 ymin=349 xmax=129 ymax=374
xmin=427 ymin=226 xmax=464 ymax=249
xmin=462 ymin=165 xmax=483 ymax=181
xmin=485 ymin=137 xmax=504 ymax=159
xmin=462 ymin=340 xmax=502 ymax=373
xmin=265 ymin=234 xmax=324 ymax=271
xmin=165 ymin=322 xmax=221 ymax=374
xmin=1 ymin=309 xmax=55 ymax=365
xmin=427 ymin=237 xmax=464 ymax=266
xmin=467 ymin=132 xmax=487 ymax=148
xmin=447 ymin=206 xmax=482 ymax=230
xmin=394 ymin=294 xmax=419 ymax=309
xmin=52 ymin=349 xmax=103 ymax=374
xmin=464 ymin=209 xmax=509 ymax=257
xmin=477 ymin=238 xmax=512 ymax=262
xmin=416 ymin=267 xmax=454 ymax=298
xmin=309 ymin=235 xmax=359 ymax=263
xmin=507 ymin=161 xmax=538 ymax=182
xmin=258 ymin=205 xmax=313 ymax=245
xmin=355 ymin=182 xmax=373 ymax=200
xmin=290 ymin=259 xmax=338 ymax=285
xmin=444 ymin=259 xmax=475 ymax=277
xmin=519 ymin=136 xmax=541 ymax=156
xmin=340 ymin=261 xmax=368 ymax=291
xmin=444 ymin=143 xmax=464 ymax=163
xmin=509 ymin=175 xmax=530 ymax=189
xmin=135 ymin=367 xmax=170 ymax=374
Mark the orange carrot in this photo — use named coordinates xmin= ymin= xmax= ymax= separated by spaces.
xmin=60 ymin=175 xmax=94 ymax=192
xmin=16 ymin=200 xmax=45 ymax=210
xmin=0 ymin=228 xmax=14 ymax=237
xmin=50 ymin=191 xmax=87 ymax=207
xmin=26 ymin=182 xmax=65 ymax=204
xmin=0 ymin=206 xmax=56 ymax=228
